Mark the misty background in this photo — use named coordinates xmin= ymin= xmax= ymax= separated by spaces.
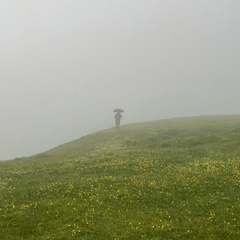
xmin=1 ymin=0 xmax=239 ymax=160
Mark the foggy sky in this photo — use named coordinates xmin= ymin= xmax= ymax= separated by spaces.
xmin=1 ymin=0 xmax=239 ymax=160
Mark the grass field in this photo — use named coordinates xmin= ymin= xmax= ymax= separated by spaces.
xmin=0 ymin=115 xmax=240 ymax=239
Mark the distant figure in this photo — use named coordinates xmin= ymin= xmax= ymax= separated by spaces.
xmin=115 ymin=112 xmax=122 ymax=131
xmin=113 ymin=108 xmax=124 ymax=131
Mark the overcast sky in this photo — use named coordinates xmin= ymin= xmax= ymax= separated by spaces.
xmin=1 ymin=0 xmax=239 ymax=160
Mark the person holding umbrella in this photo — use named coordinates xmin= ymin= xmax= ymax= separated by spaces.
xmin=113 ymin=109 xmax=124 ymax=131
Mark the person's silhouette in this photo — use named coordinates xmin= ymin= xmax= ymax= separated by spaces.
xmin=115 ymin=112 xmax=122 ymax=131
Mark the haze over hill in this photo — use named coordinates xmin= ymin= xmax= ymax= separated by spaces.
xmin=1 ymin=0 xmax=239 ymax=160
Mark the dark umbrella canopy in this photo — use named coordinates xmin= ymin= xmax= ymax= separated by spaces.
xmin=113 ymin=109 xmax=124 ymax=113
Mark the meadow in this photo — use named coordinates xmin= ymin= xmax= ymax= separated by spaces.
xmin=0 ymin=115 xmax=240 ymax=239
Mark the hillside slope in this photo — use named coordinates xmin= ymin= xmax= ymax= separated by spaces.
xmin=36 ymin=114 xmax=240 ymax=159
xmin=0 ymin=115 xmax=240 ymax=239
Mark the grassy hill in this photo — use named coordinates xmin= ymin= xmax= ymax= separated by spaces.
xmin=0 ymin=115 xmax=240 ymax=239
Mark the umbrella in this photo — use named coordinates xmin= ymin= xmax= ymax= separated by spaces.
xmin=113 ymin=108 xmax=124 ymax=113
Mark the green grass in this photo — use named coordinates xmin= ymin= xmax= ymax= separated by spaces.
xmin=0 ymin=115 xmax=240 ymax=239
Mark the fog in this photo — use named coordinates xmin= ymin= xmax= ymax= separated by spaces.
xmin=1 ymin=0 xmax=239 ymax=160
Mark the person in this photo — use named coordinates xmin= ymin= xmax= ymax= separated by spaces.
xmin=114 ymin=112 xmax=122 ymax=131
